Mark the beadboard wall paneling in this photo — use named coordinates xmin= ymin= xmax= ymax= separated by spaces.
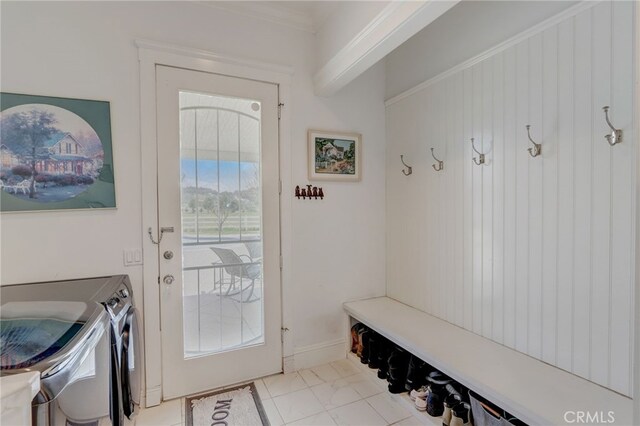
xmin=385 ymin=1 xmax=635 ymax=396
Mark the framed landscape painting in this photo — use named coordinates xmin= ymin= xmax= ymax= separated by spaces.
xmin=308 ymin=129 xmax=361 ymax=182
xmin=0 ymin=93 xmax=115 ymax=212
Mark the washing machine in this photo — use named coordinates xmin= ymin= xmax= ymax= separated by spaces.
xmin=0 ymin=299 xmax=111 ymax=426
xmin=0 ymin=275 xmax=141 ymax=426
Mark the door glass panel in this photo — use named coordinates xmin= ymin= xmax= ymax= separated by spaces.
xmin=179 ymin=92 xmax=263 ymax=358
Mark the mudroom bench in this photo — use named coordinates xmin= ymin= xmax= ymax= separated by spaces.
xmin=344 ymin=297 xmax=633 ymax=426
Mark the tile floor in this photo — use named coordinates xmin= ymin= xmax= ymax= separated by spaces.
xmin=133 ymin=356 xmax=441 ymax=426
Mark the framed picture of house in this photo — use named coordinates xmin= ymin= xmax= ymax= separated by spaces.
xmin=0 ymin=92 xmax=115 ymax=212
xmin=308 ymin=129 xmax=361 ymax=182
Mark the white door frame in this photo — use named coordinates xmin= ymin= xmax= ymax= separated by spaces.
xmin=634 ymin=2 xmax=640 ymax=422
xmin=137 ymin=40 xmax=294 ymax=407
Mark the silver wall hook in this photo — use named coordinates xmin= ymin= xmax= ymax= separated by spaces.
xmin=526 ymin=125 xmax=542 ymax=157
xmin=602 ymin=106 xmax=622 ymax=146
xmin=471 ymin=138 xmax=485 ymax=166
xmin=400 ymin=155 xmax=413 ymax=176
xmin=430 ymin=148 xmax=444 ymax=171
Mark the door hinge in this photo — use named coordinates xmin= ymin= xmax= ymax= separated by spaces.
xmin=278 ymin=102 xmax=284 ymax=119
xmin=279 ymin=255 xmax=283 ymax=270
xmin=157 ymin=276 xmax=160 ymax=285
xmin=278 ymin=180 xmax=282 ymax=195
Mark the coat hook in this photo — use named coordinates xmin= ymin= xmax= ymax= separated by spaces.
xmin=400 ymin=155 xmax=413 ymax=176
xmin=430 ymin=148 xmax=444 ymax=171
xmin=603 ymin=106 xmax=622 ymax=146
xmin=471 ymin=138 xmax=485 ymax=165
xmin=525 ymin=125 xmax=542 ymax=157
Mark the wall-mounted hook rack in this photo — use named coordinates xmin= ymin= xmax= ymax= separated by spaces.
xmin=430 ymin=148 xmax=444 ymax=171
xmin=471 ymin=138 xmax=485 ymax=166
xmin=295 ymin=184 xmax=324 ymax=200
xmin=525 ymin=125 xmax=542 ymax=158
xmin=602 ymin=106 xmax=622 ymax=146
xmin=400 ymin=155 xmax=413 ymax=176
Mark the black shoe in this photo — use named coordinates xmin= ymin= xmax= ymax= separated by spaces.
xmin=404 ymin=355 xmax=426 ymax=391
xmin=442 ymin=393 xmax=462 ymax=426
xmin=388 ymin=381 xmax=407 ymax=394
xmin=386 ymin=347 xmax=409 ymax=393
xmin=367 ymin=332 xmax=380 ymax=369
xmin=360 ymin=329 xmax=371 ymax=364
xmin=425 ymin=372 xmax=452 ymax=417
xmin=376 ymin=337 xmax=391 ymax=379
xmin=450 ymin=402 xmax=471 ymax=426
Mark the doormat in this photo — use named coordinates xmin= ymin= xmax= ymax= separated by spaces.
xmin=186 ymin=382 xmax=269 ymax=426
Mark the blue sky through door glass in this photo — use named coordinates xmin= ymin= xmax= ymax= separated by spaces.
xmin=181 ymin=160 xmax=258 ymax=192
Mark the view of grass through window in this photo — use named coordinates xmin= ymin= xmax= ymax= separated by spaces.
xmin=181 ymin=159 xmax=260 ymax=243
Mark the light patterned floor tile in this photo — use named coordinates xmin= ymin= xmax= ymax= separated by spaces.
xmin=272 ymin=388 xmax=325 ymax=423
xmin=263 ymin=372 xmax=308 ymax=397
xmin=329 ymin=400 xmax=387 ymax=426
xmin=136 ymin=398 xmax=182 ymax=426
xmin=366 ymin=393 xmax=413 ymax=424
xmin=310 ymin=378 xmax=362 ymax=410
xmin=344 ymin=373 xmax=384 ymax=399
xmin=254 ymin=378 xmax=272 ymax=400
xmin=392 ymin=416 xmax=437 ymax=426
xmin=262 ymin=399 xmax=285 ymax=426
xmin=141 ymin=360 xmax=435 ymax=426
xmin=299 ymin=368 xmax=325 ymax=387
xmin=286 ymin=411 xmax=338 ymax=426
xmin=309 ymin=364 xmax=341 ymax=383
xmin=330 ymin=359 xmax=361 ymax=378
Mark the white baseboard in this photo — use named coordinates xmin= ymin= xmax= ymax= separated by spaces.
xmin=292 ymin=338 xmax=347 ymax=371
xmin=283 ymin=355 xmax=295 ymax=374
xmin=145 ymin=385 xmax=162 ymax=408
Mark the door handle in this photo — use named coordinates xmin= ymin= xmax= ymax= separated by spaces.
xmin=163 ymin=275 xmax=175 ymax=285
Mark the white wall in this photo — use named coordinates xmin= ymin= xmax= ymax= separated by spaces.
xmin=386 ymin=1 xmax=635 ymax=396
xmin=385 ymin=1 xmax=578 ymax=100
xmin=0 ymin=0 xmax=386 ymax=390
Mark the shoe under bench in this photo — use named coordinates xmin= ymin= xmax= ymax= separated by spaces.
xmin=344 ymin=297 xmax=633 ymax=426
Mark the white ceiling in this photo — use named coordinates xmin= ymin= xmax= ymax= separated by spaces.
xmin=199 ymin=1 xmax=373 ymax=33
xmin=269 ymin=1 xmax=339 ymax=30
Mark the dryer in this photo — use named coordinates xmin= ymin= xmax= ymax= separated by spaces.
xmin=101 ymin=277 xmax=141 ymax=420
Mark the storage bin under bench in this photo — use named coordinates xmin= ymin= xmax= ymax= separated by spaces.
xmin=344 ymin=297 xmax=633 ymax=425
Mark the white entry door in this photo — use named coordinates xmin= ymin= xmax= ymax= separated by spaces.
xmin=155 ymin=65 xmax=282 ymax=399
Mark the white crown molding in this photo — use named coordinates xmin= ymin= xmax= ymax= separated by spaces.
xmin=135 ymin=39 xmax=294 ymax=77
xmin=313 ymin=0 xmax=459 ymax=97
xmin=384 ymin=0 xmax=597 ymax=107
xmin=196 ymin=1 xmax=315 ymax=33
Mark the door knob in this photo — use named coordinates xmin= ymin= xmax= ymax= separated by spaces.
xmin=163 ymin=250 xmax=174 ymax=260
xmin=163 ymin=275 xmax=175 ymax=285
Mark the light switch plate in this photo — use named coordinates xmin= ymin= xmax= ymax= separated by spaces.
xmin=123 ymin=249 xmax=143 ymax=266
